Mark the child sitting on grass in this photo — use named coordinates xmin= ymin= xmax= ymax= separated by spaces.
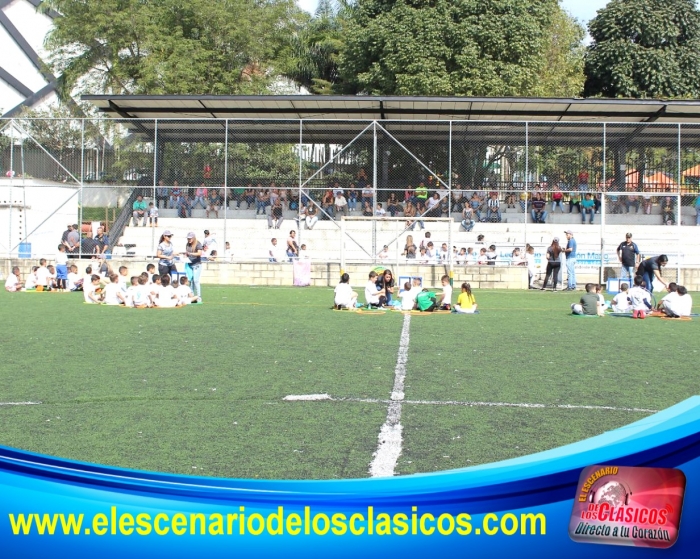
xmin=176 ymin=276 xmax=201 ymax=305
xmin=67 ymin=264 xmax=82 ymax=291
xmin=334 ymin=273 xmax=359 ymax=310
xmin=437 ymin=274 xmax=453 ymax=310
xmin=454 ymin=282 xmax=478 ymax=314
xmin=611 ymin=283 xmax=631 ymax=312
xmin=628 ymin=275 xmax=653 ymax=319
xmin=83 ymin=274 xmax=103 ymax=304
xmin=399 ymin=281 xmax=416 ymax=311
xmin=102 ymin=273 xmax=126 ymax=305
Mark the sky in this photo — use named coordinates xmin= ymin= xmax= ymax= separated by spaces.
xmin=297 ymin=1 xmax=611 ymax=27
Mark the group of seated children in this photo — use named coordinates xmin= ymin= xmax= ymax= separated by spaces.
xmin=84 ymin=270 xmax=201 ymax=307
xmin=572 ymin=277 xmax=692 ymax=318
xmin=334 ymin=270 xmax=478 ymax=313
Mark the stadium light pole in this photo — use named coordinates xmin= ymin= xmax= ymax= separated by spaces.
xmin=8 ymin=120 xmax=14 ymax=258
xmin=600 ymin=123 xmax=606 ymax=286
xmin=524 ymin=122 xmax=529 ymax=250
xmin=677 ymin=123 xmax=682 ymax=283
xmin=151 ymin=119 xmax=158 ymax=255
xmin=223 ymin=119 xmax=228 ymax=252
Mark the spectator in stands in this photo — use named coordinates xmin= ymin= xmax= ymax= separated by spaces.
xmin=202 ymin=230 xmax=217 ymax=258
xmin=268 ymin=238 xmax=282 ymax=262
xmin=268 ymin=198 xmax=284 ymax=229
xmin=531 ymin=193 xmax=547 ymax=223
xmin=347 ymin=184 xmax=358 ymax=212
xmin=279 ymin=185 xmax=289 ymax=209
xmin=321 ymin=189 xmax=335 ymax=219
xmin=334 ymin=190 xmax=348 ymax=218
xmin=661 ymin=196 xmax=676 ymax=225
xmin=468 ymin=192 xmax=483 ymax=222
xmin=486 ymin=191 xmax=502 ymax=222
xmin=643 ymin=195 xmax=653 ymax=214
xmin=551 ymin=184 xmax=564 ymax=213
xmin=94 ymin=227 xmax=109 ymax=256
xmin=206 ymin=189 xmax=222 ymax=218
xmin=178 ymin=188 xmax=192 ymax=218
xmin=453 ymin=186 xmax=467 ymax=212
xmin=192 ymin=184 xmax=208 ymax=210
xmin=243 ymin=185 xmax=255 ymax=209
xmin=255 ymin=187 xmax=269 ymax=215
xmin=269 ymin=185 xmax=279 ymax=207
xmin=156 ymin=180 xmax=169 ymax=209
xmin=625 ymin=195 xmax=640 ymax=214
xmin=362 ymin=201 xmax=373 ymax=217
xmin=541 ymin=238 xmax=562 ymax=291
xmin=581 ymin=193 xmax=595 ymax=224
xmin=64 ymin=224 xmax=80 ymax=254
xmin=486 ymin=245 xmax=497 ymax=265
xmin=427 ymin=192 xmax=441 ymax=217
xmin=569 ymin=191 xmax=581 ymax=214
xmin=168 ymin=180 xmax=181 ymax=209
xmin=305 ymin=204 xmax=318 ymax=229
xmin=132 ymin=195 xmax=148 ymax=226
xmin=362 ymin=184 xmax=374 ymax=209
xmin=286 ymin=230 xmax=299 ymax=260
xmin=356 ymin=168 xmax=368 ymax=189
xmin=387 ymin=192 xmax=401 ymax=217
xmin=415 ymin=181 xmax=428 ymax=207
xmin=4 ymin=266 xmax=23 ymax=292
xmin=184 ymin=232 xmax=203 ymax=299
xmin=403 ymin=235 xmax=417 ymax=259
xmin=375 ymin=203 xmax=386 ymax=217
xmin=61 ymin=224 xmax=72 ymax=246
xmin=404 ymin=200 xmax=417 ymax=230
xmin=578 ymin=170 xmax=589 ymax=191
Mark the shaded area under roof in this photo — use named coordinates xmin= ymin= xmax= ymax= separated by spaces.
xmin=81 ymin=95 xmax=700 ymax=146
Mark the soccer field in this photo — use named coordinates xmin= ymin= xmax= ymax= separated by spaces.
xmin=0 ymin=285 xmax=697 ymax=480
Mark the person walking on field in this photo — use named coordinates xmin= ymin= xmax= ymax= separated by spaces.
xmin=564 ymin=230 xmax=577 ymax=290
xmin=184 ymin=232 xmax=203 ymax=301
xmin=541 ymin=237 xmax=563 ymax=291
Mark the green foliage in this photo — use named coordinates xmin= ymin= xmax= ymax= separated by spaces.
xmin=584 ymin=0 xmax=700 ymax=98
xmin=339 ymin=0 xmax=575 ymax=96
xmin=283 ymin=0 xmax=350 ymax=94
xmin=44 ymin=0 xmax=305 ymax=96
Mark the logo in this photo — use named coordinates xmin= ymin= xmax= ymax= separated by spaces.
xmin=569 ymin=465 xmax=685 ymax=548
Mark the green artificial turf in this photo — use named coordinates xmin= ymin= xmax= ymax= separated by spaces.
xmin=0 ymin=285 xmax=698 ymax=479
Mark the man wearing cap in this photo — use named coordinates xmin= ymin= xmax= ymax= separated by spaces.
xmin=563 ymin=230 xmax=577 ymax=290
xmin=617 ymin=233 xmax=640 ymax=281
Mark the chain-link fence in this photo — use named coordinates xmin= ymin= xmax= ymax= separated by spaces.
xmin=1 ymin=118 xmax=699 ymax=276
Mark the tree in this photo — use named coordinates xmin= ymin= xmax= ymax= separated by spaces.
xmin=284 ymin=0 xmax=350 ymax=94
xmin=43 ymin=0 xmax=305 ymax=96
xmin=584 ymin=0 xmax=700 ymax=98
xmin=338 ymin=0 xmax=570 ymax=96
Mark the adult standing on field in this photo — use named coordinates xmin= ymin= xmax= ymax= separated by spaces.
xmin=564 ymin=230 xmax=577 ymax=290
xmin=157 ymin=230 xmax=177 ymax=277
xmin=637 ymin=254 xmax=669 ymax=294
xmin=184 ymin=231 xmax=203 ymax=300
xmin=541 ymin=237 xmax=562 ymax=291
xmin=617 ymin=233 xmax=640 ymax=281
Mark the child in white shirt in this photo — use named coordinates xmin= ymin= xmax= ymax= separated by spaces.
xmin=175 ymin=276 xmax=200 ymax=305
xmin=67 ymin=264 xmax=82 ymax=291
xmin=132 ymin=276 xmax=151 ymax=308
xmin=399 ymin=281 xmax=417 ymax=311
xmin=437 ymin=274 xmax=453 ymax=310
xmin=334 ymin=273 xmax=358 ymax=309
xmin=83 ymin=275 xmax=103 ymax=304
xmin=148 ymin=202 xmax=159 ymax=226
xmin=25 ymin=266 xmax=39 ymax=290
xmin=364 ymin=271 xmax=382 ymax=307
xmin=102 ymin=274 xmax=126 ymax=305
xmin=628 ymin=276 xmax=652 ymax=319
xmin=611 ymin=283 xmax=631 ymax=312
xmin=154 ymin=275 xmax=179 ymax=307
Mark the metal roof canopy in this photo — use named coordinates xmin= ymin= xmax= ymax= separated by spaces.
xmin=81 ymin=95 xmax=700 ymax=146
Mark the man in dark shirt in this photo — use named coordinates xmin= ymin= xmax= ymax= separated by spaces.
xmin=616 ymin=233 xmax=640 ymax=281
xmin=94 ymin=227 xmax=109 ymax=255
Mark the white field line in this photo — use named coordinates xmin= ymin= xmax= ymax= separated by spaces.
xmin=0 ymin=401 xmax=42 ymax=406
xmin=368 ymin=314 xmax=412 ymax=478
xmin=282 ymin=395 xmax=657 ymax=414
xmin=283 ymin=394 xmax=331 ymax=401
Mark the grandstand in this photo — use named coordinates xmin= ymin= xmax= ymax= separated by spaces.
xmin=3 ymin=95 xmax=700 ymax=287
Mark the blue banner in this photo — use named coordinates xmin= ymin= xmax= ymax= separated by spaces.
xmin=2 ymin=397 xmax=700 ymax=557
